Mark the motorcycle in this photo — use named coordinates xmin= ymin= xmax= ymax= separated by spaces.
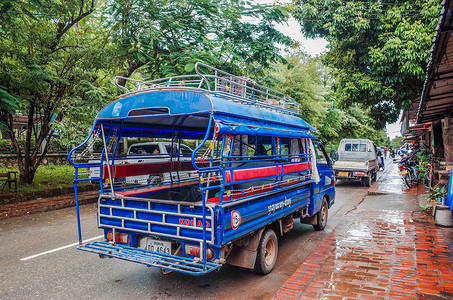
xmin=398 ymin=154 xmax=419 ymax=188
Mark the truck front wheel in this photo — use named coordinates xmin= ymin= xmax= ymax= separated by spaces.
xmin=254 ymin=229 xmax=278 ymax=275
xmin=314 ymin=198 xmax=328 ymax=230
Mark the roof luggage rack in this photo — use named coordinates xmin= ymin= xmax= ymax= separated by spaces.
xmin=114 ymin=62 xmax=300 ymax=116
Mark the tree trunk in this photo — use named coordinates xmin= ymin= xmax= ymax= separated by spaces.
xmin=116 ymin=60 xmax=147 ymax=88
xmin=20 ymin=164 xmax=37 ymax=184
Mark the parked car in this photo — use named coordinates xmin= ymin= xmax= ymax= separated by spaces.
xmin=332 ymin=138 xmax=379 ymax=186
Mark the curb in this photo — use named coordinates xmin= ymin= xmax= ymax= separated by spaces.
xmin=0 ymin=191 xmax=98 ymax=220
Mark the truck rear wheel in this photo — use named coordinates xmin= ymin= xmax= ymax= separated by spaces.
xmin=254 ymin=229 xmax=278 ymax=275
xmin=372 ymin=171 xmax=377 ymax=182
xmin=313 ymin=198 xmax=328 ymax=230
xmin=361 ymin=175 xmax=372 ymax=187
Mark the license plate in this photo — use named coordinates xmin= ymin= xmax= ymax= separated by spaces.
xmin=143 ymin=238 xmax=172 ymax=254
xmin=399 ymin=170 xmax=409 ymax=175
xmin=338 ymin=172 xmax=349 ymax=177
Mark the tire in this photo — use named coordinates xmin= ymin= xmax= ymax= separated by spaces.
xmin=254 ymin=229 xmax=278 ymax=275
xmin=411 ymin=168 xmax=419 ymax=186
xmin=313 ymin=198 xmax=328 ymax=231
xmin=403 ymin=174 xmax=412 ymax=188
xmin=361 ymin=176 xmax=371 ymax=187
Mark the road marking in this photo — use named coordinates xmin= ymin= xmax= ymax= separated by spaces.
xmin=20 ymin=235 xmax=104 ymax=261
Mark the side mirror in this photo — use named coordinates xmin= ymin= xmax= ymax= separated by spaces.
xmin=330 ymin=149 xmax=338 ymax=162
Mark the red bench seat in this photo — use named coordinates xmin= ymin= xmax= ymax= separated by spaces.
xmin=116 ymin=180 xmax=198 ymax=197
xmin=224 ymin=162 xmax=311 ymax=183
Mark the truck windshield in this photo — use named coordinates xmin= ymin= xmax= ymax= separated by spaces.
xmin=345 ymin=143 xmax=367 ymax=152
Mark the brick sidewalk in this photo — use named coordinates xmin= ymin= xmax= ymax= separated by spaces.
xmin=274 ymin=210 xmax=453 ymax=300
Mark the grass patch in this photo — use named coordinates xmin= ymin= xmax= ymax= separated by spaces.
xmin=0 ymin=164 xmax=82 ymax=193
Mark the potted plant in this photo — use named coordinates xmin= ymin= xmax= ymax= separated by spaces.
xmin=429 ymin=185 xmax=447 ymax=214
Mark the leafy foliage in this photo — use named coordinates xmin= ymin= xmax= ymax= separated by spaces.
xmin=291 ymin=0 xmax=442 ymax=128
xmin=0 ymin=0 xmax=114 ymax=183
xmin=429 ymin=185 xmax=446 ymax=201
xmin=267 ymin=52 xmax=387 ymax=149
xmin=0 ymin=86 xmax=18 ymax=125
xmin=104 ymin=0 xmax=295 ymax=80
xmin=0 ymin=0 xmax=296 ymax=184
xmin=389 ymin=136 xmax=404 ymax=148
xmin=415 ymin=149 xmax=433 ymax=179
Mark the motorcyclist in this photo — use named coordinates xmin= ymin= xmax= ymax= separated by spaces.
xmin=377 ymin=148 xmax=385 ymax=170
xmin=389 ymin=147 xmax=394 ymax=158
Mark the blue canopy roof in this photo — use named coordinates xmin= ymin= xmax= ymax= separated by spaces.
xmin=95 ymin=89 xmax=315 ymax=138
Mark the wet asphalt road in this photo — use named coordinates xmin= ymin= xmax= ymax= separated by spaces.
xmin=0 ymin=168 xmax=396 ymax=300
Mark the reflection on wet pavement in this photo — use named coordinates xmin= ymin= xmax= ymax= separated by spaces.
xmin=368 ymin=161 xmax=428 ymax=196
xmin=274 ymin=210 xmax=453 ymax=299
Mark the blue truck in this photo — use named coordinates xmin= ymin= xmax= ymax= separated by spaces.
xmin=69 ymin=63 xmax=335 ymax=275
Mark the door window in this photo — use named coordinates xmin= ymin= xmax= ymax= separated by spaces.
xmin=129 ymin=144 xmax=160 ymax=154
xmin=313 ymin=142 xmax=329 ymax=166
xmin=180 ymin=145 xmax=193 ymax=157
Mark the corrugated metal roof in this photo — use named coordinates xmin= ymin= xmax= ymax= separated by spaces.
xmin=418 ymin=0 xmax=453 ymax=123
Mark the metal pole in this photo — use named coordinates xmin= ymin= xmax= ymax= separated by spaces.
xmin=73 ymin=168 xmax=83 ymax=245
xmin=101 ymin=124 xmax=115 ymax=194
xmin=190 ymin=114 xmax=214 ymax=271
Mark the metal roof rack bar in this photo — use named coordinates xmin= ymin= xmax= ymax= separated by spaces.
xmin=113 ymin=62 xmax=300 ymax=116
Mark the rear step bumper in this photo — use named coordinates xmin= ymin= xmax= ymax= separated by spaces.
xmin=78 ymin=241 xmax=221 ymax=275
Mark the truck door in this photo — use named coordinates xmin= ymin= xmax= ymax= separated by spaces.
xmin=312 ymin=141 xmax=335 ymax=203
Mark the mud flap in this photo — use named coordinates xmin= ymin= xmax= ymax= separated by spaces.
xmin=226 ymin=228 xmax=265 ymax=269
xmin=301 ymin=214 xmax=317 ymax=225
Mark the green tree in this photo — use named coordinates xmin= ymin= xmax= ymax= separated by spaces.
xmin=0 ymin=0 xmax=113 ymax=183
xmin=267 ymin=51 xmax=387 ymax=147
xmin=269 ymin=51 xmax=328 ymax=126
xmin=104 ymin=0 xmax=294 ymax=84
xmin=292 ymin=0 xmax=442 ymax=128
xmin=0 ymin=86 xmax=18 ymax=127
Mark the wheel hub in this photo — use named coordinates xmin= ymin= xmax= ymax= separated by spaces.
xmin=264 ymin=238 xmax=276 ymax=266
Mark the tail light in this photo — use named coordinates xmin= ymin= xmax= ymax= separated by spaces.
xmin=107 ymin=231 xmax=130 ymax=244
xmin=399 ymin=166 xmax=404 ymax=170
xmin=185 ymin=244 xmax=214 ymax=260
